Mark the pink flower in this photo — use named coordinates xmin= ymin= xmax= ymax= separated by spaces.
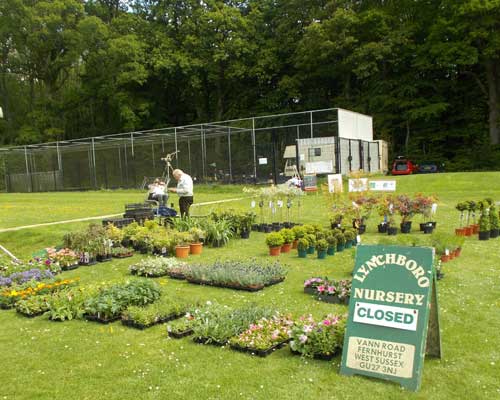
xmin=317 ymin=285 xmax=325 ymax=293
xmin=299 ymin=334 xmax=308 ymax=344
xmin=323 ymin=319 xmax=331 ymax=326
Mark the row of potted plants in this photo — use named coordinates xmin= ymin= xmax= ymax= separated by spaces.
xmin=329 ymin=192 xmax=437 ymax=236
xmin=303 ymin=278 xmax=352 ymax=304
xmin=456 ymin=199 xmax=500 ymax=240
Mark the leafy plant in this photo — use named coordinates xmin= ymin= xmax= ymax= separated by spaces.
xmin=122 ymin=296 xmax=189 ymax=327
xmin=191 ymin=302 xmax=274 ymax=344
xmin=316 ymin=239 xmax=328 ymax=252
xmin=189 ymin=227 xmax=205 ymax=243
xmin=229 ymin=313 xmax=294 ymax=350
xmin=326 ymin=235 xmax=337 ymax=247
xmin=280 ymin=228 xmax=295 ymax=244
xmin=297 ymin=238 xmax=309 ymax=252
xmin=305 ymin=233 xmax=316 ymax=247
xmin=265 ymin=232 xmax=284 ymax=248
xmin=83 ymin=280 xmax=161 ymax=320
xmin=292 ymin=226 xmax=306 ymax=239
xmin=201 ymin=218 xmax=234 ymax=247
xmin=334 ymin=231 xmax=346 ymax=245
xmin=15 ymin=294 xmax=51 ymax=316
xmin=46 ymin=288 xmax=89 ymax=321
xmin=289 ymin=314 xmax=346 ymax=357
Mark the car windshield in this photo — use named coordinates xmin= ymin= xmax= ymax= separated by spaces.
xmin=395 ymin=162 xmax=408 ymax=171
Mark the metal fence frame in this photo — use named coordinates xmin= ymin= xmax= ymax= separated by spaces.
xmin=0 ymin=108 xmax=382 ymax=192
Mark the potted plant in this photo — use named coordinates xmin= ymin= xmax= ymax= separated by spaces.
xmin=238 ymin=211 xmax=256 ymax=239
xmin=454 ymin=202 xmax=467 ymax=236
xmin=189 ymin=227 xmax=205 ymax=255
xmin=280 ymin=228 xmax=295 ymax=253
xmin=489 ymin=203 xmax=499 ymax=238
xmin=291 ymin=226 xmax=305 ymax=249
xmin=396 ymin=195 xmax=414 ymax=233
xmin=335 ymin=232 xmax=346 ymax=252
xmin=316 ymin=239 xmax=328 ymax=259
xmin=326 ymin=235 xmax=337 ymax=256
xmin=305 ymin=234 xmax=316 ymax=254
xmin=343 ymin=230 xmax=356 ymax=248
xmin=175 ymin=232 xmax=193 ymax=258
xmin=297 ymin=238 xmax=309 ymax=258
xmin=478 ymin=204 xmax=490 ymax=241
xmin=467 ymin=201 xmax=478 ymax=234
xmin=265 ymin=232 xmax=284 ymax=256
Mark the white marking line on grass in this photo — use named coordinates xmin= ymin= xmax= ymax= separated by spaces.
xmin=0 ymin=196 xmax=247 ymax=233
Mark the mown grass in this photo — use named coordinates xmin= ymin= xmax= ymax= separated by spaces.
xmin=0 ymin=172 xmax=499 ymax=399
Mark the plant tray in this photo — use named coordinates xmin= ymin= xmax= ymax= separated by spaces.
xmin=317 ymin=295 xmax=350 ymax=305
xmin=290 ymin=348 xmax=339 ymax=360
xmin=61 ymin=264 xmax=79 ymax=271
xmin=186 ymin=278 xmax=265 ymax=292
xmin=17 ymin=310 xmax=46 ymax=318
xmin=85 ymin=314 xmax=121 ymax=324
xmin=193 ymin=336 xmax=228 ymax=346
xmin=79 ymin=261 xmax=97 ymax=266
xmin=303 ymin=287 xmax=317 ymax=295
xmin=122 ymin=314 xmax=183 ymax=330
xmin=167 ymin=272 xmax=186 ymax=280
xmin=168 ymin=329 xmax=194 ymax=338
xmin=112 ymin=253 xmax=134 ymax=258
xmin=230 ymin=340 xmax=289 ymax=357
xmin=265 ymin=277 xmax=286 ymax=287
xmin=0 ymin=303 xmax=14 ymax=310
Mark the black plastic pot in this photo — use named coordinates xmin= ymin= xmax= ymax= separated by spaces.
xmin=251 ymin=224 xmax=259 ymax=231
xmin=240 ymin=230 xmax=250 ymax=239
xmin=378 ymin=223 xmax=388 ymax=233
xmin=387 ymin=227 xmax=398 ymax=235
xmin=423 ymin=224 xmax=434 ymax=234
xmin=264 ymin=226 xmax=272 ymax=233
xmin=478 ymin=231 xmax=490 ymax=241
xmin=400 ymin=221 xmax=412 ymax=234
xmin=490 ymin=229 xmax=499 ymax=238
xmin=358 ymin=225 xmax=366 ymax=234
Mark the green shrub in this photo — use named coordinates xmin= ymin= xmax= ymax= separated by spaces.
xmin=280 ymin=228 xmax=295 ymax=244
xmin=265 ymin=232 xmax=284 ymax=248
xmin=316 ymin=239 xmax=328 ymax=252
xmin=297 ymin=238 xmax=309 ymax=252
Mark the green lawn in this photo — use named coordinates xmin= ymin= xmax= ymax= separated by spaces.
xmin=0 ymin=172 xmax=499 ymax=399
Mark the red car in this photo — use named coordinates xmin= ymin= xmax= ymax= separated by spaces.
xmin=391 ymin=157 xmax=418 ymax=175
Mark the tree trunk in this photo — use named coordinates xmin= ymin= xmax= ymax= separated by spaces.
xmin=405 ymin=119 xmax=410 ymax=153
xmin=485 ymin=60 xmax=499 ymax=145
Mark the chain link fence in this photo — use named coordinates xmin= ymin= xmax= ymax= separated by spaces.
xmin=0 ymin=108 xmax=385 ymax=192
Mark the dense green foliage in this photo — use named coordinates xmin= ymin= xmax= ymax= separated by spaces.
xmin=1 ymin=0 xmax=500 ymax=168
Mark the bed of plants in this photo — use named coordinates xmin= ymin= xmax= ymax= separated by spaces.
xmin=83 ymin=280 xmax=161 ymax=323
xmin=303 ymin=278 xmax=351 ymax=304
xmin=190 ymin=302 xmax=274 ymax=345
xmin=229 ymin=313 xmax=294 ymax=357
xmin=289 ymin=314 xmax=347 ymax=360
xmin=122 ymin=296 xmax=190 ymax=329
xmin=129 ymin=256 xmax=187 ymax=278
xmin=183 ymin=259 xmax=287 ymax=291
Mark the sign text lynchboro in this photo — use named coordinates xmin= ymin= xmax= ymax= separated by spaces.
xmin=340 ymin=245 xmax=440 ymax=392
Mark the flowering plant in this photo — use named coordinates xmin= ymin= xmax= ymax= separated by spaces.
xmin=47 ymin=248 xmax=79 ymax=267
xmin=229 ymin=313 xmax=294 ymax=351
xmin=0 ymin=269 xmax=54 ymax=288
xmin=289 ymin=314 xmax=346 ymax=357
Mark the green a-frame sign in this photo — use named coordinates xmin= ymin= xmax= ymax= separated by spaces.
xmin=340 ymin=245 xmax=441 ymax=392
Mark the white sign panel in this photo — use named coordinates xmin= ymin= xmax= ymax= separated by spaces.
xmin=369 ymin=180 xmax=396 ymax=191
xmin=258 ymin=157 xmax=268 ymax=165
xmin=327 ymin=174 xmax=343 ymax=193
xmin=349 ymin=178 xmax=369 ymax=192
xmin=346 ymin=337 xmax=415 ymax=378
xmin=353 ymin=302 xmax=419 ymax=332
xmin=305 ymin=161 xmax=333 ymax=174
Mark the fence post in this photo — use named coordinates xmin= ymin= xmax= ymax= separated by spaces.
xmin=252 ymin=118 xmax=257 ymax=183
xmin=174 ymin=127 xmax=178 ymax=167
xmin=310 ymin=111 xmax=314 ymax=138
xmin=228 ymin=127 xmax=233 ymax=182
xmin=201 ymin=125 xmax=206 ymax=182
xmin=91 ymin=137 xmax=97 ymax=188
xmin=24 ymin=146 xmax=32 ymax=192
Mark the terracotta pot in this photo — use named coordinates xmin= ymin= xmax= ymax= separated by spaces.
xmin=440 ymin=254 xmax=450 ymax=262
xmin=175 ymin=245 xmax=190 ymax=258
xmin=448 ymin=252 xmax=455 ymax=260
xmin=292 ymin=240 xmax=298 ymax=249
xmin=464 ymin=226 xmax=473 ymax=236
xmin=190 ymin=242 xmax=203 ymax=255
xmin=455 ymin=247 xmax=462 ymax=257
xmin=281 ymin=243 xmax=292 ymax=253
xmin=269 ymin=246 xmax=281 ymax=256
xmin=455 ymin=228 xmax=464 ymax=236
xmin=472 ymin=224 xmax=480 ymax=234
